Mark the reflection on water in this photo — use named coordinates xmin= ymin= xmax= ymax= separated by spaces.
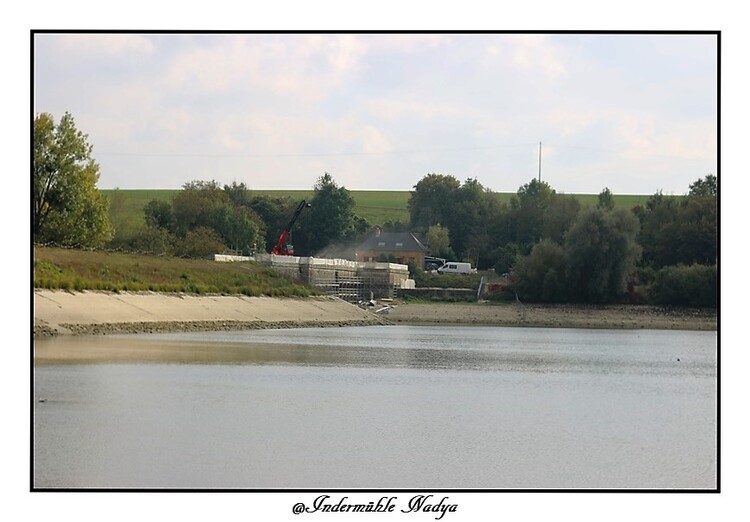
xmin=34 ymin=326 xmax=717 ymax=489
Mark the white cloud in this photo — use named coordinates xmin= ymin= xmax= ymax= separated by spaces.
xmin=56 ymin=33 xmax=155 ymax=56
xmin=617 ymin=114 xmax=717 ymax=167
xmin=32 ymin=32 xmax=717 ymax=194
xmin=545 ymin=109 xmax=601 ymax=139
xmin=360 ymin=125 xmax=392 ymax=155
xmin=363 ymin=97 xmax=471 ymax=123
xmin=508 ymin=34 xmax=569 ymax=79
xmin=164 ymin=39 xmax=247 ymax=93
xmin=320 ymin=34 xmax=369 ymax=73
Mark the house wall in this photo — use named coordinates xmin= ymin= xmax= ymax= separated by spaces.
xmin=355 ymin=249 xmax=425 ymax=267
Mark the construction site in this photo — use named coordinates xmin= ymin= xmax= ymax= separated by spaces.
xmin=216 ymin=253 xmax=414 ymax=302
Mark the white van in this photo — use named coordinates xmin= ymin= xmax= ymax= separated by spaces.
xmin=433 ymin=262 xmax=476 ymax=275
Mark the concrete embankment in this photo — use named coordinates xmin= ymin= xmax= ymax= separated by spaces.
xmin=33 ymin=290 xmax=717 ymax=337
xmin=33 ymin=290 xmax=387 ymax=337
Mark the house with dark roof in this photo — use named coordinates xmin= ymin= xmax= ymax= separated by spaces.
xmin=355 ymin=229 xmax=429 ymax=267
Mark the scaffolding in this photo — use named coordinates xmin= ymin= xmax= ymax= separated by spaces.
xmin=240 ymin=254 xmax=409 ymax=302
xmin=313 ymin=276 xmax=397 ymax=302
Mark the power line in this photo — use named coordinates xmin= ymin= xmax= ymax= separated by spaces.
xmin=94 ymin=141 xmax=715 ymax=164
xmin=94 ymin=142 xmax=543 ymax=159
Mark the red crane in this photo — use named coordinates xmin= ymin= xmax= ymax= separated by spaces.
xmin=271 ymin=200 xmax=311 ymax=255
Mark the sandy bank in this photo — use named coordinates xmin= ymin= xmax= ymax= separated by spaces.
xmin=33 ymin=290 xmax=386 ymax=337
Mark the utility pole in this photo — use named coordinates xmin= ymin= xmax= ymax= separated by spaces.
xmin=538 ymin=141 xmax=542 ymax=182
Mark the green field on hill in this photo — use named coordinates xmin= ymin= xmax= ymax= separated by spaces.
xmin=104 ymin=189 xmax=656 ymax=238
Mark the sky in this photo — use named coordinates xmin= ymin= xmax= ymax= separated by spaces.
xmin=32 ymin=32 xmax=718 ymax=195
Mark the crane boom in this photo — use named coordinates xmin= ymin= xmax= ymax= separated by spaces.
xmin=271 ymin=200 xmax=311 ymax=255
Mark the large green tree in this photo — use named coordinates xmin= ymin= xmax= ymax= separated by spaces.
xmin=143 ymin=199 xmax=174 ymax=230
xmin=168 ymin=180 xmax=264 ymax=255
xmin=445 ymin=178 xmax=502 ymax=266
xmin=246 ymin=195 xmax=299 ymax=252
xmin=425 ymin=224 xmax=455 ymax=260
xmin=597 ymin=187 xmax=615 ymax=211
xmin=564 ymin=207 xmax=641 ymax=303
xmin=635 ymin=191 xmax=680 ymax=267
xmin=513 ymin=207 xmax=641 ymax=303
xmin=636 ymin=175 xmax=716 ymax=268
xmin=507 ymin=178 xmax=556 ymax=253
xmin=295 ymin=173 xmax=357 ymax=255
xmin=408 ymin=173 xmax=461 ymax=230
xmin=211 ymin=204 xmax=264 ymax=254
xmin=408 ymin=174 xmax=504 ymax=266
xmin=170 ymin=180 xmax=229 ymax=237
xmin=676 ymin=193 xmax=717 ymax=265
xmin=33 ymin=112 xmax=113 ymax=247
xmin=512 ymin=239 xmax=567 ymax=302
xmin=542 ymin=193 xmax=581 ymax=245
xmin=688 ymin=174 xmax=717 ymax=197
xmin=680 ymin=174 xmax=718 ymax=265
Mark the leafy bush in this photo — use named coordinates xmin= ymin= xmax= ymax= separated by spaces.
xmin=637 ymin=266 xmax=657 ymax=285
xmin=127 ymin=226 xmax=175 ymax=255
xmin=492 ymin=243 xmax=519 ymax=275
xmin=512 ymin=239 xmax=567 ymax=302
xmin=174 ymin=227 xmax=227 ymax=258
xmin=649 ymin=264 xmax=717 ymax=307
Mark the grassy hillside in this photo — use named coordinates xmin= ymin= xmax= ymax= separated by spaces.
xmin=107 ymin=189 xmax=180 ymax=238
xmin=104 ymin=189 xmax=412 ymax=236
xmin=33 ymin=246 xmax=318 ymax=297
xmin=104 ymin=189 xmax=656 ymax=240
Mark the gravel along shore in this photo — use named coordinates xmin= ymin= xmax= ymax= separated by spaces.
xmin=385 ymin=301 xmax=717 ymax=331
xmin=33 ymin=290 xmax=716 ymax=337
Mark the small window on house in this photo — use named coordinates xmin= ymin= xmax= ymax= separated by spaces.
xmin=378 ymin=241 xmax=386 ymax=247
xmin=395 ymin=242 xmax=403 ymax=247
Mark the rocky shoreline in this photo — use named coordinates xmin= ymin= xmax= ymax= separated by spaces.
xmin=37 ymin=318 xmax=388 ymax=337
xmin=386 ymin=302 xmax=717 ymax=331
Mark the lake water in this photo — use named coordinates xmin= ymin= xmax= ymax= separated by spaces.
xmin=33 ymin=326 xmax=717 ymax=489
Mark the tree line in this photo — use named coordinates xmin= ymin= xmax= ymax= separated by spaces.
xmin=132 ymin=173 xmax=369 ymax=258
xmin=406 ymin=173 xmax=716 ymax=306
xmin=33 ymin=112 xmax=717 ymax=307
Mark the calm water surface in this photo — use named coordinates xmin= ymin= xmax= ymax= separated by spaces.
xmin=33 ymin=326 xmax=717 ymax=489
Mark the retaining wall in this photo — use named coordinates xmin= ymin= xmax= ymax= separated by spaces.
xmin=397 ymin=287 xmax=477 ymax=300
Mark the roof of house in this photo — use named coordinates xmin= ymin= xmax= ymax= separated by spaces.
xmin=357 ymin=231 xmax=428 ymax=252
